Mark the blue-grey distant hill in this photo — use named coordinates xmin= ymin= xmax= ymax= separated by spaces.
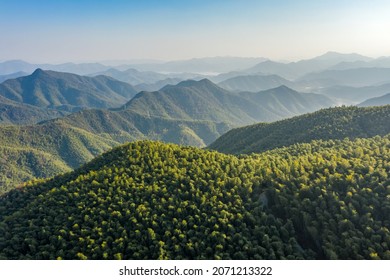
xmin=218 ymin=74 xmax=295 ymax=92
xmin=359 ymin=92 xmax=390 ymax=107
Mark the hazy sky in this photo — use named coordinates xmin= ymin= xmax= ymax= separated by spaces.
xmin=1 ymin=0 xmax=390 ymax=63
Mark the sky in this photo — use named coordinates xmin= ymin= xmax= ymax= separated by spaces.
xmin=1 ymin=0 xmax=390 ymax=63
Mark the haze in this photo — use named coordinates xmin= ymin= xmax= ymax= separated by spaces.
xmin=1 ymin=0 xmax=390 ymax=63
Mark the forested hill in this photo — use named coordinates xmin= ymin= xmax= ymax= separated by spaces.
xmin=0 ymin=109 xmax=229 ymax=194
xmin=0 ymin=69 xmax=138 ymax=112
xmin=209 ymin=105 xmax=390 ymax=154
xmin=0 ymin=95 xmax=65 ymax=125
xmin=122 ymin=79 xmax=334 ymax=126
xmin=0 ymin=137 xmax=389 ymax=259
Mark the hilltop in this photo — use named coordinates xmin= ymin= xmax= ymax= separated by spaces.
xmin=209 ymin=106 xmax=390 ymax=154
xmin=0 ymin=69 xmax=138 ymax=112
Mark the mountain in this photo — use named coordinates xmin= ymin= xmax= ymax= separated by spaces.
xmin=0 ymin=80 xmax=333 ymax=192
xmin=238 ymin=86 xmax=334 ymax=120
xmin=0 ymin=136 xmax=389 ymax=259
xmin=0 ymin=60 xmax=37 ymax=75
xmin=55 ymin=108 xmax=230 ymax=147
xmin=128 ymin=57 xmax=267 ymax=74
xmin=90 ymin=68 xmax=171 ymax=85
xmin=0 ymin=95 xmax=65 ymax=125
xmin=0 ymin=60 xmax=112 ymax=76
xmin=218 ymin=74 xmax=295 ymax=92
xmin=134 ymin=78 xmax=183 ymax=92
xmin=298 ymin=68 xmax=390 ymax=87
xmin=0 ymin=120 xmax=121 ymax=194
xmin=46 ymin=62 xmax=110 ymax=75
xmin=0 ymin=69 xmax=138 ymax=112
xmin=312 ymin=51 xmax=371 ymax=64
xmin=330 ymin=56 xmax=390 ymax=70
xmin=209 ymin=105 xmax=390 ymax=154
xmin=246 ymin=52 xmax=372 ymax=80
xmin=0 ymin=107 xmax=230 ymax=193
xmin=316 ymin=83 xmax=390 ymax=105
xmin=0 ymin=71 xmax=28 ymax=83
xmin=123 ymin=79 xmax=335 ymax=126
xmin=359 ymin=93 xmax=390 ymax=107
xmin=122 ymin=79 xmax=260 ymax=125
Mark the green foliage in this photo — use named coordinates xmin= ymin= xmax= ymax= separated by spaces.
xmin=0 ymin=145 xmax=70 ymax=194
xmin=0 ymin=107 xmax=231 ymax=193
xmin=124 ymin=80 xmax=334 ymax=126
xmin=0 ymin=136 xmax=388 ymax=259
xmin=0 ymin=95 xmax=64 ymax=125
xmin=209 ymin=105 xmax=390 ymax=154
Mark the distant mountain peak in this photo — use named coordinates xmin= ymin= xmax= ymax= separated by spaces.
xmin=266 ymin=85 xmax=298 ymax=94
xmin=313 ymin=51 xmax=372 ymax=62
xmin=31 ymin=68 xmax=47 ymax=77
xmin=176 ymin=78 xmax=213 ymax=87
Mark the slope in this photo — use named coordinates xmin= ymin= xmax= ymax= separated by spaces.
xmin=316 ymin=83 xmax=390 ymax=105
xmin=124 ymin=79 xmax=335 ymax=126
xmin=0 ymin=137 xmax=388 ymax=259
xmin=209 ymin=106 xmax=390 ymax=154
xmin=0 ymin=108 xmax=231 ymax=193
xmin=0 ymin=71 xmax=28 ymax=83
xmin=246 ymin=52 xmax=372 ymax=80
xmin=0 ymin=69 xmax=138 ymax=112
xmin=218 ymin=74 xmax=295 ymax=92
xmin=359 ymin=93 xmax=390 ymax=107
xmin=0 ymin=95 xmax=65 ymax=125
xmin=298 ymin=67 xmax=390 ymax=87
xmin=240 ymin=86 xmax=334 ymax=120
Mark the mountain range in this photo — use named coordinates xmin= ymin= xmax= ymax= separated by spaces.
xmin=359 ymin=93 xmax=390 ymax=107
xmin=0 ymin=77 xmax=336 ymax=193
xmin=0 ymin=69 xmax=138 ymax=113
xmin=123 ymin=79 xmax=334 ymax=126
xmin=0 ymin=52 xmax=389 ymax=260
xmin=1 ymin=124 xmax=388 ymax=259
xmin=245 ymin=52 xmax=372 ymax=80
xmin=298 ymin=67 xmax=390 ymax=88
xmin=217 ymin=74 xmax=295 ymax=92
xmin=209 ymin=105 xmax=390 ymax=154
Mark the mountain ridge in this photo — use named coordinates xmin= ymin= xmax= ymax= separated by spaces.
xmin=209 ymin=105 xmax=390 ymax=154
xmin=0 ymin=69 xmax=138 ymax=112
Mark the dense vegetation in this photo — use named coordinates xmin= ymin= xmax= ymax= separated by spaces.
xmin=124 ymin=79 xmax=334 ymax=126
xmin=0 ymin=110 xmax=230 ymax=194
xmin=209 ymin=105 xmax=390 ymax=154
xmin=0 ymin=136 xmax=388 ymax=260
xmin=0 ymin=95 xmax=64 ymax=125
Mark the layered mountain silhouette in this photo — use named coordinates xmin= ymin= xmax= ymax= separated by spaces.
xmin=0 ymin=69 xmax=138 ymax=112
xmin=0 ymin=77 xmax=335 ymax=192
xmin=0 ymin=95 xmax=65 ymax=124
xmin=316 ymin=83 xmax=390 ymax=105
xmin=218 ymin=74 xmax=295 ymax=92
xmin=0 ymin=71 xmax=28 ymax=83
xmin=298 ymin=67 xmax=390 ymax=87
xmin=123 ymin=79 xmax=334 ymax=126
xmin=246 ymin=52 xmax=372 ymax=79
xmin=359 ymin=93 xmax=390 ymax=107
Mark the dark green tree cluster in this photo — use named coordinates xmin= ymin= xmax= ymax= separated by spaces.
xmin=0 ymin=136 xmax=389 ymax=260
